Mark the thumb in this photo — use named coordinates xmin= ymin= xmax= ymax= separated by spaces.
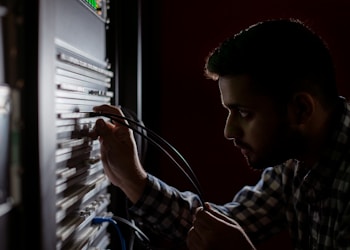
xmin=205 ymin=203 xmax=256 ymax=250
xmin=94 ymin=118 xmax=113 ymax=138
xmin=205 ymin=203 xmax=240 ymax=227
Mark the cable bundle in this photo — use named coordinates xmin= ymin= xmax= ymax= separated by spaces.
xmin=88 ymin=108 xmax=207 ymax=249
xmin=88 ymin=110 xmax=206 ymax=206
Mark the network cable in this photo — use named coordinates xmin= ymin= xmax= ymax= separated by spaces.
xmin=87 ymin=110 xmax=206 ymax=207
xmin=112 ymin=215 xmax=151 ymax=249
xmin=92 ymin=217 xmax=127 ymax=250
xmin=88 ymin=109 xmax=200 ymax=249
xmin=93 ymin=214 xmax=184 ymax=250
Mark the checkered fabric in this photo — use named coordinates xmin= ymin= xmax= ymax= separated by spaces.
xmin=129 ymin=97 xmax=350 ymax=250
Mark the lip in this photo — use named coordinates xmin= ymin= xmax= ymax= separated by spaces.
xmin=238 ymin=147 xmax=250 ymax=157
xmin=233 ymin=139 xmax=251 ymax=155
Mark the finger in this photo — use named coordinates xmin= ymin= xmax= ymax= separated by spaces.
xmin=93 ymin=119 xmax=112 ymax=137
xmin=192 ymin=206 xmax=204 ymax=224
xmin=93 ymin=119 xmax=114 ymax=152
xmin=204 ymin=202 xmax=239 ymax=226
xmin=193 ymin=206 xmax=204 ymax=216
xmin=195 ymin=207 xmax=240 ymax=230
xmin=86 ymin=119 xmax=110 ymax=140
xmin=93 ymin=104 xmax=123 ymax=115
xmin=193 ymin=208 xmax=215 ymax=231
xmin=205 ymin=204 xmax=240 ymax=226
xmin=205 ymin=206 xmax=256 ymax=249
xmin=88 ymin=119 xmax=117 ymax=145
xmin=93 ymin=105 xmax=131 ymax=129
xmin=87 ymin=129 xmax=98 ymax=140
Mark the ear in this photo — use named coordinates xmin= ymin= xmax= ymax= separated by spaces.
xmin=289 ymin=92 xmax=315 ymax=125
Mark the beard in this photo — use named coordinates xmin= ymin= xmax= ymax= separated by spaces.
xmin=245 ymin=153 xmax=290 ymax=170
xmin=244 ymin=125 xmax=304 ymax=170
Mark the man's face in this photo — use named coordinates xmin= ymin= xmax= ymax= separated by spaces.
xmin=219 ymin=75 xmax=300 ymax=169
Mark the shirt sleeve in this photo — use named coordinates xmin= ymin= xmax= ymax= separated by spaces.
xmin=129 ymin=166 xmax=288 ymax=243
xmin=129 ymin=174 xmax=202 ymax=241
xmin=209 ymin=166 xmax=289 ymax=242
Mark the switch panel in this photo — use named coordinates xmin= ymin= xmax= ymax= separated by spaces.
xmin=55 ymin=41 xmax=113 ymax=249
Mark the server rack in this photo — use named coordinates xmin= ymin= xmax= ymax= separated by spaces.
xmin=0 ymin=0 xmax=143 ymax=249
xmin=27 ymin=0 xmax=114 ymax=249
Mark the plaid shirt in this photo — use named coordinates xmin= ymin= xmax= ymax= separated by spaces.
xmin=129 ymin=97 xmax=350 ymax=250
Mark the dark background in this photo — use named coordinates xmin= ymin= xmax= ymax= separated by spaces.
xmin=139 ymin=1 xmax=350 ymax=249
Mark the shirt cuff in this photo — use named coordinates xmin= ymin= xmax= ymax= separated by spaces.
xmin=128 ymin=173 xmax=158 ymax=215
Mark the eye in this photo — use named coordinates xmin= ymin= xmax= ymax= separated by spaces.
xmin=238 ymin=109 xmax=250 ymax=118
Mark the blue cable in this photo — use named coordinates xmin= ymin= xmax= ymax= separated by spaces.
xmin=92 ymin=217 xmax=127 ymax=250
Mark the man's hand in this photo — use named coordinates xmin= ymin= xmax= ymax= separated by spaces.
xmin=91 ymin=104 xmax=147 ymax=204
xmin=187 ymin=203 xmax=256 ymax=250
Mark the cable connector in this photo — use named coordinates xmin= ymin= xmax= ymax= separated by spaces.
xmin=92 ymin=216 xmax=127 ymax=250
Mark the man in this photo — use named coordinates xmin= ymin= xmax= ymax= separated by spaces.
xmin=91 ymin=18 xmax=350 ymax=249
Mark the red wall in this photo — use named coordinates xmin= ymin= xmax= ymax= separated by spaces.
xmin=151 ymin=1 xmax=350 ymax=249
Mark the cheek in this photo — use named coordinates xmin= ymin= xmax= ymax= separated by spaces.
xmin=245 ymin=118 xmax=288 ymax=151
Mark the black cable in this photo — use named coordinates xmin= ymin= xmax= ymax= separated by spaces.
xmin=87 ymin=111 xmax=206 ymax=207
xmin=113 ymin=215 xmax=185 ymax=250
xmin=112 ymin=215 xmax=151 ymax=244
xmin=87 ymin=110 xmax=204 ymax=249
xmin=121 ymin=107 xmax=148 ymax=164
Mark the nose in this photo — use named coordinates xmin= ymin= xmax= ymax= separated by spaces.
xmin=224 ymin=113 xmax=242 ymax=140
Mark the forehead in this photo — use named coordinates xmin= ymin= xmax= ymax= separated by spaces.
xmin=218 ymin=75 xmax=275 ymax=109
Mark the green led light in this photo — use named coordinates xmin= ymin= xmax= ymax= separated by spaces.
xmin=81 ymin=0 xmax=103 ymax=17
xmin=86 ymin=0 xmax=96 ymax=9
xmin=92 ymin=0 xmax=97 ymax=9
